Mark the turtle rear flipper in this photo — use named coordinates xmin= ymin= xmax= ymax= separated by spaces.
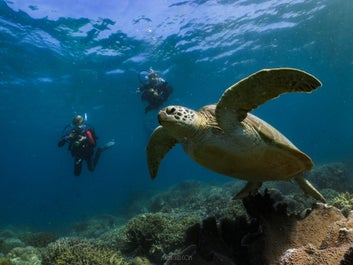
xmin=233 ymin=181 xmax=262 ymax=200
xmin=295 ymin=175 xmax=326 ymax=203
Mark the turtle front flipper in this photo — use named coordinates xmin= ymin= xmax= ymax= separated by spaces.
xmin=215 ymin=68 xmax=322 ymax=131
xmin=295 ymin=175 xmax=326 ymax=203
xmin=147 ymin=126 xmax=178 ymax=179
xmin=233 ymin=181 xmax=262 ymax=200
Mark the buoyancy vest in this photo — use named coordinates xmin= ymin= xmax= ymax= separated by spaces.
xmin=85 ymin=130 xmax=96 ymax=146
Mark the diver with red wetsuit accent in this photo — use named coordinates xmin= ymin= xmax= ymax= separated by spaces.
xmin=58 ymin=115 xmax=115 ymax=176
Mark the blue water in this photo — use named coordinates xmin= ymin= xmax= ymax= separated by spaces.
xmin=1 ymin=0 xmax=352 ymax=231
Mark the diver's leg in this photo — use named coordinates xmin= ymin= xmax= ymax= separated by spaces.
xmin=100 ymin=140 xmax=115 ymax=151
xmin=87 ymin=157 xmax=94 ymax=172
xmin=74 ymin=157 xmax=83 ymax=176
xmin=92 ymin=141 xmax=115 ymax=169
xmin=93 ymin=148 xmax=103 ymax=169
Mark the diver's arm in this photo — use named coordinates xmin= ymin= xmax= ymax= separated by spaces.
xmin=138 ymin=84 xmax=149 ymax=93
xmin=58 ymin=131 xmax=74 ymax=147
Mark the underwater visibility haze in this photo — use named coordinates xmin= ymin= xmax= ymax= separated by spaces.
xmin=0 ymin=0 xmax=353 ymax=231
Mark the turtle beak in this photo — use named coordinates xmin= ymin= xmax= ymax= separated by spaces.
xmin=158 ymin=106 xmax=177 ymax=125
xmin=158 ymin=110 xmax=167 ymax=124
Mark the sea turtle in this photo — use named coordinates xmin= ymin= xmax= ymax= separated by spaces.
xmin=146 ymin=68 xmax=325 ymax=202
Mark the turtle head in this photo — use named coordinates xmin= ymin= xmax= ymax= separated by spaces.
xmin=158 ymin=105 xmax=199 ymax=138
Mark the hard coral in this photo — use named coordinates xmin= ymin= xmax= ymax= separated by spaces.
xmin=165 ymin=189 xmax=353 ymax=265
xmin=0 ymin=257 xmax=12 ymax=265
xmin=179 ymin=215 xmax=256 ymax=265
xmin=69 ymin=214 xmax=124 ymax=238
xmin=0 ymin=238 xmax=24 ymax=255
xmin=42 ymin=237 xmax=130 ymax=265
xmin=132 ymin=256 xmax=153 ymax=265
xmin=148 ymin=181 xmax=245 ymax=220
xmin=124 ymin=212 xmax=198 ymax=263
xmin=241 ymin=190 xmax=353 ymax=265
xmin=247 ymin=192 xmax=353 ymax=265
xmin=332 ymin=192 xmax=353 ymax=217
xmin=19 ymin=232 xmax=57 ymax=248
xmin=7 ymin=246 xmax=41 ymax=265
xmin=340 ymin=244 xmax=353 ymax=265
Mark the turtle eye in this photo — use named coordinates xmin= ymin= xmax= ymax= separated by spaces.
xmin=166 ymin=107 xmax=176 ymax=115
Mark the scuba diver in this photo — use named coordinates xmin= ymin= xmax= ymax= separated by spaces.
xmin=58 ymin=115 xmax=115 ymax=176
xmin=136 ymin=68 xmax=173 ymax=113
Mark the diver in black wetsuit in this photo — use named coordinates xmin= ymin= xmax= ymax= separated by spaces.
xmin=58 ymin=115 xmax=115 ymax=176
xmin=137 ymin=69 xmax=173 ymax=113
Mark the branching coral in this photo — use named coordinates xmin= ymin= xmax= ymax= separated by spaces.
xmin=41 ymin=237 xmax=130 ymax=265
xmin=332 ymin=192 xmax=353 ymax=217
xmin=0 ymin=257 xmax=12 ymax=265
xmin=124 ymin=212 xmax=199 ymax=262
xmin=7 ymin=246 xmax=41 ymax=265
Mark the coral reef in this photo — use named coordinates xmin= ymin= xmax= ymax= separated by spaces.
xmin=0 ymin=257 xmax=13 ymax=265
xmin=340 ymin=244 xmax=353 ymax=265
xmin=41 ymin=237 xmax=130 ymax=265
xmin=148 ymin=181 xmax=246 ymax=220
xmin=122 ymin=181 xmax=246 ymax=219
xmin=179 ymin=215 xmax=256 ymax=265
xmin=0 ymin=229 xmax=56 ymax=256
xmin=19 ymin=232 xmax=57 ymax=248
xmin=124 ymin=212 xmax=199 ymax=263
xmin=132 ymin=256 xmax=153 ymax=265
xmin=332 ymin=192 xmax=353 ymax=217
xmin=0 ymin=238 xmax=24 ymax=255
xmin=98 ymin=225 xmax=130 ymax=253
xmin=243 ymin=191 xmax=353 ymax=265
xmin=7 ymin=246 xmax=41 ymax=265
xmin=164 ymin=190 xmax=277 ymax=265
xmin=165 ymin=189 xmax=353 ymax=265
xmin=3 ymin=161 xmax=353 ymax=265
xmin=69 ymin=214 xmax=126 ymax=239
xmin=307 ymin=162 xmax=353 ymax=192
